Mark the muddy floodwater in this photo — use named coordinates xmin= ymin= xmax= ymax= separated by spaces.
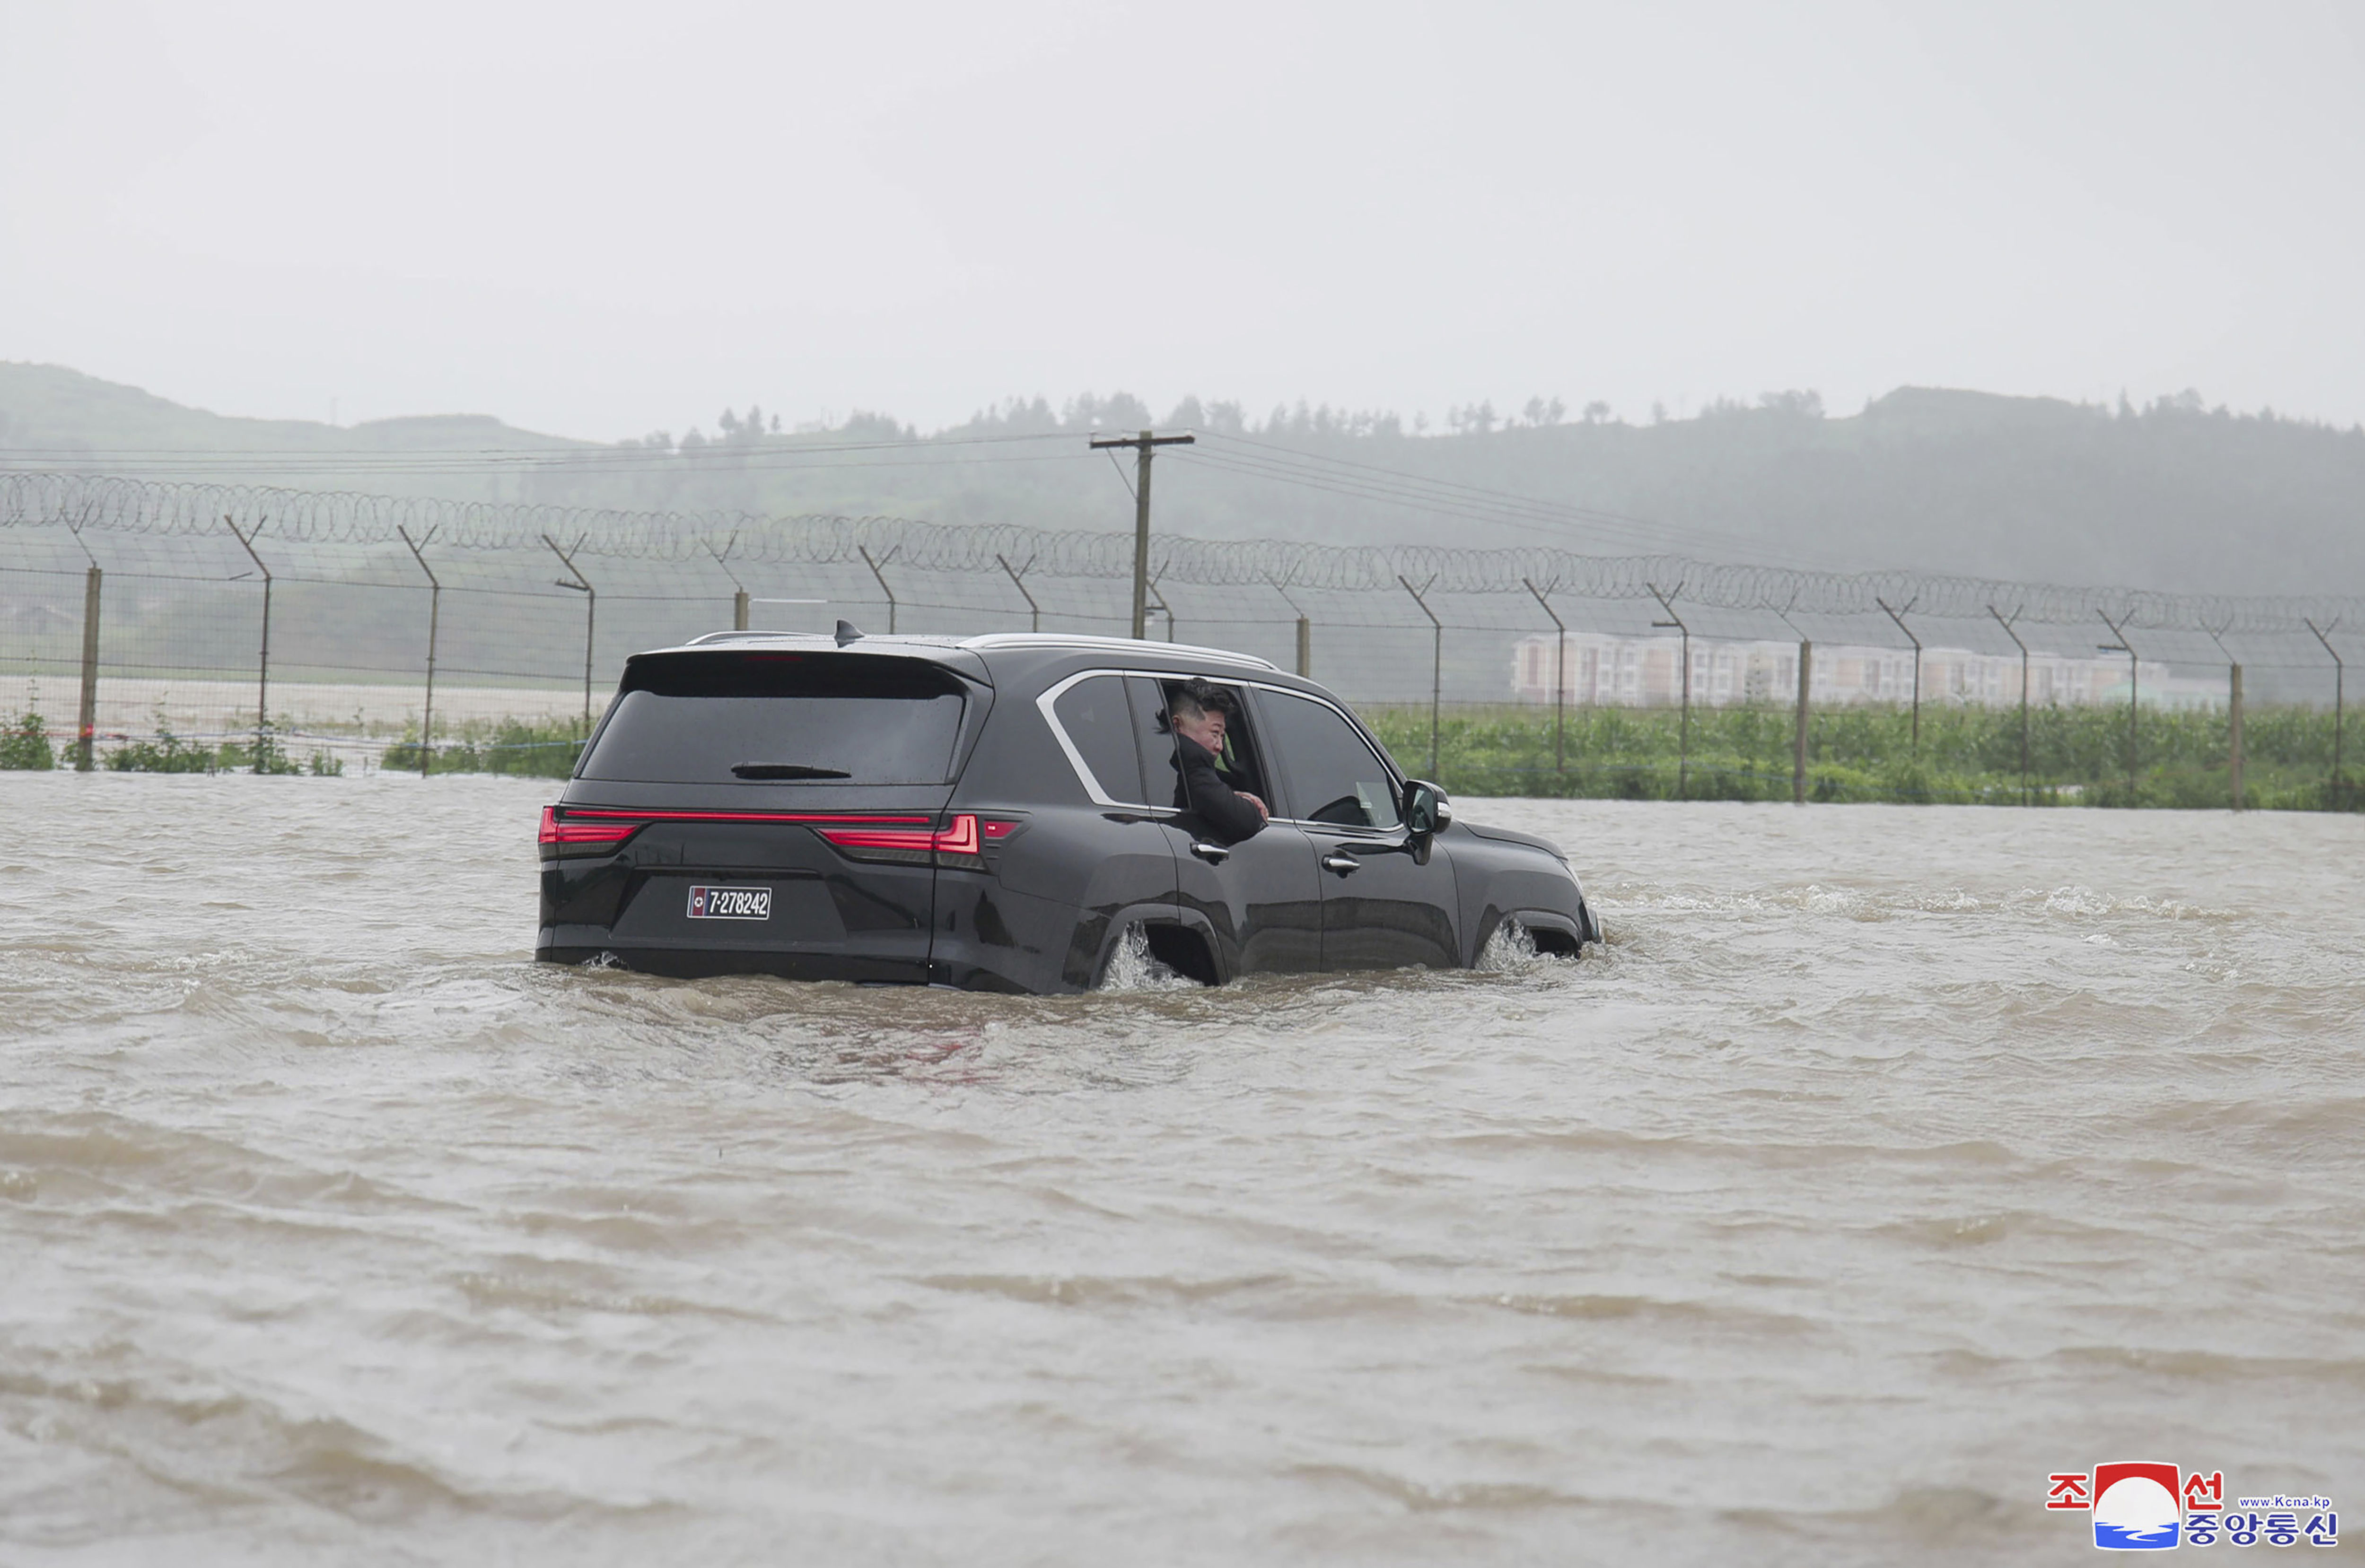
xmin=1 ymin=774 xmax=2359 ymax=1565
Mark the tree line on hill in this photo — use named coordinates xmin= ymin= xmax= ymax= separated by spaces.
xmin=3 ymin=362 xmax=2361 ymax=600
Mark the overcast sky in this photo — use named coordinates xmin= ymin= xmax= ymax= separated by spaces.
xmin=4 ymin=0 xmax=2361 ymax=440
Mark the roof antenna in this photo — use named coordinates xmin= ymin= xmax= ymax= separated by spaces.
xmin=834 ymin=619 xmax=865 ymax=646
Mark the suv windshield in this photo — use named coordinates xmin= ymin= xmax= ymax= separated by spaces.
xmin=578 ymin=652 xmax=969 ymax=785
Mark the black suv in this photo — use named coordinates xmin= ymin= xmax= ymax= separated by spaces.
xmin=536 ymin=630 xmax=1598 ymax=993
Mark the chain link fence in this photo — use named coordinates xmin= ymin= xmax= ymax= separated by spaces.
xmin=1 ymin=473 xmax=2356 ymax=807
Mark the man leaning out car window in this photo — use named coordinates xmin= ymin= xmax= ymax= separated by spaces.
xmin=1165 ymin=679 xmax=1267 ymax=842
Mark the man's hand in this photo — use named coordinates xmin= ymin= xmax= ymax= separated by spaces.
xmin=1238 ymin=791 xmax=1270 ymax=821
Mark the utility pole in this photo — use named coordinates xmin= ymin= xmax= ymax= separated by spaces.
xmin=1089 ymin=428 xmax=1195 ymax=639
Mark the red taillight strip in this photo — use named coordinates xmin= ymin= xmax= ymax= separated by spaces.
xmin=540 ymin=805 xmax=640 ymax=846
xmin=561 ymin=808 xmax=935 ymax=826
xmin=815 ymin=813 xmax=981 ymax=856
xmin=541 ymin=806 xmax=1009 ymax=862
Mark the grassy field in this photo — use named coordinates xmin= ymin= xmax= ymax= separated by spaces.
xmin=1363 ymin=702 xmax=2361 ymax=810
xmin=14 ymin=696 xmax=2356 ymax=811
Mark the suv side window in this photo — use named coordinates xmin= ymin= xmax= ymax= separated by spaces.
xmin=1125 ymin=676 xmax=1179 ymax=807
xmin=1050 ymin=675 xmax=1147 ymax=805
xmin=1261 ymin=690 xmax=1401 ymax=829
xmin=1148 ymin=678 xmax=1274 ymax=807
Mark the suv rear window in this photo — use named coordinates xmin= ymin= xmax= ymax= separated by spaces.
xmin=578 ymin=652 xmax=969 ymax=784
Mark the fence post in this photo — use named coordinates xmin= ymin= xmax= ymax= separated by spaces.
xmin=702 ymin=535 xmax=748 ymax=631
xmin=545 ymin=534 xmax=596 ymax=728
xmin=1523 ymin=577 xmax=1567 ymax=774
xmin=1399 ymin=575 xmax=1442 ymax=780
xmin=398 ymin=526 xmax=441 ymax=777
xmin=2097 ymin=610 xmax=2139 ymax=800
xmin=1268 ymin=575 xmax=1310 ymax=678
xmin=2229 ymin=662 xmax=2244 ymax=810
xmin=998 ymin=553 xmax=1042 ymax=633
xmin=2304 ymin=618 xmax=2344 ymax=809
xmin=1647 ymin=582 xmax=1690 ymax=800
xmin=226 ymin=515 xmax=273 ymax=767
xmin=1147 ymin=571 xmax=1174 ymax=642
xmin=1988 ymin=605 xmax=2030 ymax=805
xmin=858 ymin=544 xmax=899 ymax=635
xmin=1877 ymin=596 xmax=1922 ymax=754
xmin=1793 ymin=639 xmax=1811 ymax=805
xmin=75 ymin=563 xmax=101 ymax=771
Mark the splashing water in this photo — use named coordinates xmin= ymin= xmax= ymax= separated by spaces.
xmin=1095 ymin=922 xmax=1193 ymax=992
xmin=1475 ymin=915 xmax=1543 ymax=972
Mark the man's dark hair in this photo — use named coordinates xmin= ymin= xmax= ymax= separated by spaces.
xmin=1169 ymin=678 xmax=1236 ymax=724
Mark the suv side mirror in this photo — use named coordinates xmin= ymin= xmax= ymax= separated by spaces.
xmin=1402 ymin=779 xmax=1452 ymax=838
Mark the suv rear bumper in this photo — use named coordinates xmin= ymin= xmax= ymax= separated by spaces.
xmin=536 ymin=930 xmax=935 ymax=984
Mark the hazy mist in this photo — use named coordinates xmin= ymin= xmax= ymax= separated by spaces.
xmin=6 ymin=0 xmax=2364 ymax=439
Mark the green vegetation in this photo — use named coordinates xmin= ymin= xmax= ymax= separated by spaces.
xmin=382 ymin=716 xmax=587 ymax=778
xmin=103 ymin=715 xmax=218 ymax=773
xmin=100 ymin=713 xmax=342 ymax=775
xmin=1364 ymin=703 xmax=2362 ymax=810
xmin=0 ymin=709 xmax=55 ymax=770
xmin=245 ymin=723 xmax=303 ymax=776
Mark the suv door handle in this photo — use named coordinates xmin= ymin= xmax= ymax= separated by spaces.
xmin=1190 ymin=841 xmax=1231 ymax=864
xmin=1320 ymin=852 xmax=1361 ymax=875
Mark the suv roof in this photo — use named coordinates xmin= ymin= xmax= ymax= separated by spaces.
xmin=678 ymin=629 xmax=1280 ymax=672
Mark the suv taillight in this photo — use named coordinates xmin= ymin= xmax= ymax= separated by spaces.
xmin=537 ymin=807 xmax=1013 ymax=865
xmin=815 ymin=813 xmax=1016 ymax=869
xmin=539 ymin=805 xmax=642 ymax=855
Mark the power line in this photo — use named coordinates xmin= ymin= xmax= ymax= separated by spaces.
xmin=1180 ymin=435 xmax=1860 ymax=569
xmin=0 ymin=429 xmax=1082 ymax=463
xmin=1172 ymin=445 xmax=1838 ymax=569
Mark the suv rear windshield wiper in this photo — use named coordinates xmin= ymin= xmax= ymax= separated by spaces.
xmin=731 ymin=762 xmax=854 ymax=780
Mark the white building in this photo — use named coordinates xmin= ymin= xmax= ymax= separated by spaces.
xmin=1510 ymin=632 xmax=2183 ymax=709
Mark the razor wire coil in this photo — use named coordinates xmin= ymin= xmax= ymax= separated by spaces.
xmin=2 ymin=470 xmax=2359 ymax=634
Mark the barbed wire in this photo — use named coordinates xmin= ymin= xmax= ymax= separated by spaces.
xmin=2 ymin=470 xmax=2357 ymax=634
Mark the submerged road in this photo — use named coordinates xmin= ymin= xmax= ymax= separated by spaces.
xmin=1 ymin=774 xmax=2358 ymax=1564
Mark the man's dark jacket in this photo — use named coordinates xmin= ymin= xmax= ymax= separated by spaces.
xmin=1172 ymin=734 xmax=1265 ymax=843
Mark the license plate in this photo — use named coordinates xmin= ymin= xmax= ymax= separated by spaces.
xmin=687 ymin=884 xmax=771 ymax=920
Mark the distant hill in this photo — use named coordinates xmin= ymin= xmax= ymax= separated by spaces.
xmin=0 ymin=362 xmax=584 ymax=507
xmin=4 ymin=363 xmax=2361 ymax=598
